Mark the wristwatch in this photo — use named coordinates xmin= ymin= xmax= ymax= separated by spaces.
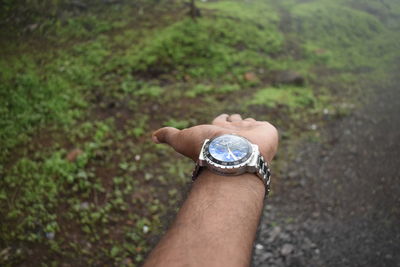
xmin=191 ymin=134 xmax=271 ymax=195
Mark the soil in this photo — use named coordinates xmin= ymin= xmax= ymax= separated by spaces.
xmin=252 ymin=72 xmax=400 ymax=266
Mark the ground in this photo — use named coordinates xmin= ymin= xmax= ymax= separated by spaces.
xmin=252 ymin=72 xmax=400 ymax=266
xmin=0 ymin=0 xmax=399 ymax=266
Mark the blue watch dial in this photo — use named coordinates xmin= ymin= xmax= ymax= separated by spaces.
xmin=208 ymin=135 xmax=251 ymax=163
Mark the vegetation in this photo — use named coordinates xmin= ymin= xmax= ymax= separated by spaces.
xmin=1 ymin=0 xmax=399 ymax=265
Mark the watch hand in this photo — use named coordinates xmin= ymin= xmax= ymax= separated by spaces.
xmin=226 ymin=145 xmax=238 ymax=161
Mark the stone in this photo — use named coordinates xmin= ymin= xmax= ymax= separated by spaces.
xmin=45 ymin=232 xmax=55 ymax=240
xmin=267 ymin=226 xmax=281 ymax=242
xmin=281 ymin=243 xmax=295 ymax=256
xmin=244 ymin=72 xmax=258 ymax=82
xmin=66 ymin=148 xmax=83 ymax=162
xmin=255 ymin=243 xmax=264 ymax=250
xmin=259 ymin=252 xmax=274 ymax=262
xmin=274 ymin=70 xmax=305 ymax=86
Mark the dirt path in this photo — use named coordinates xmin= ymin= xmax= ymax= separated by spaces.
xmin=252 ymin=69 xmax=400 ymax=267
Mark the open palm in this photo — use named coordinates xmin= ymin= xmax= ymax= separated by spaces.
xmin=152 ymin=114 xmax=279 ymax=162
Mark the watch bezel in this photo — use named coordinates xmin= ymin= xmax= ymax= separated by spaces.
xmin=203 ymin=134 xmax=253 ymax=168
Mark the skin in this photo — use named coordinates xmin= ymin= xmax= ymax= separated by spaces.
xmin=144 ymin=114 xmax=279 ymax=267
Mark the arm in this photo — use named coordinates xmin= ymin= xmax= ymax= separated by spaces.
xmin=144 ymin=114 xmax=278 ymax=267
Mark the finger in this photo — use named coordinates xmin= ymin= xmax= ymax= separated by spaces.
xmin=244 ymin=117 xmax=256 ymax=122
xmin=228 ymin=114 xmax=242 ymax=122
xmin=212 ymin=113 xmax=229 ymax=125
xmin=152 ymin=127 xmax=181 ymax=146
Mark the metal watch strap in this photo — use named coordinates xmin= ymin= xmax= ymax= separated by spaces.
xmin=191 ymin=155 xmax=271 ymax=196
xmin=191 ymin=163 xmax=203 ymax=181
xmin=255 ymin=155 xmax=271 ymax=195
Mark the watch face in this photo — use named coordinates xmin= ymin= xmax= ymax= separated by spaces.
xmin=205 ymin=134 xmax=252 ymax=166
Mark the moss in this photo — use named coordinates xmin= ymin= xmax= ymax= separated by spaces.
xmin=248 ymin=86 xmax=316 ymax=109
xmin=121 ymin=10 xmax=283 ymax=79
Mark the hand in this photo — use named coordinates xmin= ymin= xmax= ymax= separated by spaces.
xmin=152 ymin=114 xmax=279 ymax=162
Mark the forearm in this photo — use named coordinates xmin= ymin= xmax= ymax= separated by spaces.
xmin=144 ymin=169 xmax=265 ymax=267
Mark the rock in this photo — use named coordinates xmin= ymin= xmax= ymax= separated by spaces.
xmin=310 ymin=124 xmax=318 ymax=130
xmin=80 ymin=202 xmax=89 ymax=210
xmin=27 ymin=23 xmax=38 ymax=31
xmin=312 ymin=211 xmax=320 ymax=218
xmin=385 ymin=254 xmax=393 ymax=259
xmin=272 ymin=258 xmax=284 ymax=267
xmin=258 ymin=252 xmax=274 ymax=262
xmin=244 ymin=72 xmax=258 ymax=82
xmin=70 ymin=0 xmax=87 ymax=9
xmin=279 ymin=232 xmax=291 ymax=241
xmin=288 ymin=171 xmax=299 ymax=179
xmin=0 ymin=247 xmax=11 ymax=260
xmin=314 ymin=48 xmax=327 ymax=55
xmin=267 ymin=226 xmax=281 ymax=242
xmin=286 ymin=224 xmax=295 ymax=231
xmin=303 ymin=237 xmax=316 ymax=250
xmin=255 ymin=243 xmax=264 ymax=250
xmin=123 ymin=258 xmax=133 ymax=265
xmin=66 ymin=148 xmax=83 ymax=162
xmin=275 ymin=70 xmax=305 ymax=86
xmin=45 ymin=232 xmax=55 ymax=240
xmin=281 ymin=243 xmax=295 ymax=256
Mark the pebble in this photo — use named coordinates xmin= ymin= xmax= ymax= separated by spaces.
xmin=270 ymin=226 xmax=281 ymax=238
xmin=255 ymin=244 xmax=264 ymax=250
xmin=258 ymin=252 xmax=273 ymax=262
xmin=80 ymin=202 xmax=89 ymax=210
xmin=310 ymin=124 xmax=318 ymax=130
xmin=279 ymin=232 xmax=291 ymax=241
xmin=45 ymin=232 xmax=55 ymax=240
xmin=312 ymin=211 xmax=320 ymax=218
xmin=281 ymin=243 xmax=294 ymax=256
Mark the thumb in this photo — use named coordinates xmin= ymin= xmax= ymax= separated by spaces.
xmin=152 ymin=127 xmax=181 ymax=147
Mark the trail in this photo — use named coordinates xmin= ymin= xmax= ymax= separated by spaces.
xmin=252 ymin=69 xmax=400 ymax=266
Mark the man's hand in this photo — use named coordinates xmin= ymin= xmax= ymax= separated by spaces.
xmin=145 ymin=114 xmax=278 ymax=267
xmin=152 ymin=114 xmax=279 ymax=162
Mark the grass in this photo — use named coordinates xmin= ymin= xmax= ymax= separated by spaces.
xmin=291 ymin=1 xmax=392 ymax=69
xmin=1 ymin=0 xmax=399 ymax=265
xmin=113 ymin=15 xmax=283 ymax=80
xmin=248 ymin=86 xmax=316 ymax=109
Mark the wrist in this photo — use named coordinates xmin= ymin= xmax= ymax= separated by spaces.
xmin=193 ymin=169 xmax=266 ymax=204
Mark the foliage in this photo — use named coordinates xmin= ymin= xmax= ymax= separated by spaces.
xmin=0 ymin=38 xmax=111 ymax=163
xmin=121 ymin=10 xmax=283 ymax=79
xmin=248 ymin=86 xmax=316 ymax=109
xmin=287 ymin=0 xmax=399 ymax=70
xmin=0 ymin=0 xmax=162 ymax=35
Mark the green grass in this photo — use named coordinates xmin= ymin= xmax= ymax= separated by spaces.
xmin=248 ymin=86 xmax=316 ymax=109
xmin=1 ymin=0 xmax=399 ymax=265
xmin=0 ymin=36 xmax=113 ymax=163
xmin=115 ymin=11 xmax=283 ymax=79
xmin=284 ymin=0 xmax=400 ymax=71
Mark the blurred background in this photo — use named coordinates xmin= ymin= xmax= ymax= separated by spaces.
xmin=1 ymin=0 xmax=399 ymax=266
